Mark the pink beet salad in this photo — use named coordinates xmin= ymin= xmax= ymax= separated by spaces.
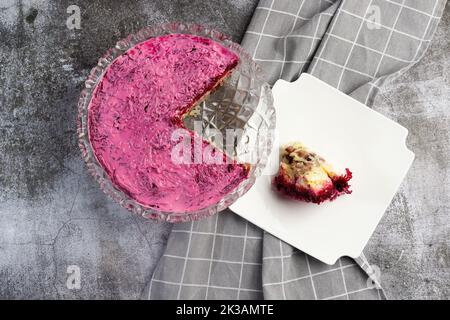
xmin=88 ymin=34 xmax=249 ymax=213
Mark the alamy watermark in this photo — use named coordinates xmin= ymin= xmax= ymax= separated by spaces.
xmin=366 ymin=264 xmax=382 ymax=290
xmin=66 ymin=5 xmax=81 ymax=30
xmin=170 ymin=120 xmax=279 ymax=175
xmin=66 ymin=265 xmax=81 ymax=290
xmin=366 ymin=5 xmax=382 ymax=30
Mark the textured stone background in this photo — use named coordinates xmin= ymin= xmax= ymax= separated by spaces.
xmin=0 ymin=0 xmax=448 ymax=299
xmin=366 ymin=2 xmax=450 ymax=299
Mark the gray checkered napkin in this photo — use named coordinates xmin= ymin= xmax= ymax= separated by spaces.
xmin=148 ymin=0 xmax=446 ymax=300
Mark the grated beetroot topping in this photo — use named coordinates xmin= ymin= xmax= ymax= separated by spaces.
xmin=88 ymin=34 xmax=248 ymax=213
xmin=274 ymin=168 xmax=352 ymax=204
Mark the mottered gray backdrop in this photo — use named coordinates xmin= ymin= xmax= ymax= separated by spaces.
xmin=0 ymin=0 xmax=449 ymax=299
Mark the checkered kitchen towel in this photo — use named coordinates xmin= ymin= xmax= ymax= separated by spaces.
xmin=148 ymin=0 xmax=446 ymax=300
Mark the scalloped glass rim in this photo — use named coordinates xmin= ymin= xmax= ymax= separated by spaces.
xmin=77 ymin=22 xmax=275 ymax=223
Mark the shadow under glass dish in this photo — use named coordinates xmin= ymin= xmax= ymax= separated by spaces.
xmin=77 ymin=22 xmax=276 ymax=222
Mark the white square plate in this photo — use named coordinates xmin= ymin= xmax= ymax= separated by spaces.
xmin=230 ymin=73 xmax=414 ymax=265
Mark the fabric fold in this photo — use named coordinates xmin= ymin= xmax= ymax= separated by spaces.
xmin=148 ymin=0 xmax=446 ymax=300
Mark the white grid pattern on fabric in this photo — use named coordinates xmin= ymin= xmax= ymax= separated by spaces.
xmin=171 ymin=229 xmax=263 ymax=240
xmin=263 ymin=262 xmax=357 ymax=287
xmin=336 ymin=0 xmax=374 ymax=90
xmin=263 ymin=252 xmax=301 ymax=260
xmin=326 ymin=32 xmax=412 ymax=63
xmin=309 ymin=1 xmax=342 ymax=75
xmin=339 ymin=9 xmax=439 ymax=42
xmin=176 ymin=222 xmax=194 ymax=299
xmin=257 ymin=6 xmax=310 ymax=21
xmin=338 ymin=259 xmax=350 ymax=300
xmin=299 ymin=9 xmax=325 ymax=77
xmin=205 ymin=214 xmax=219 ymax=299
xmin=305 ymin=255 xmax=318 ymax=300
xmin=316 ymin=56 xmax=374 ymax=78
xmin=384 ymin=0 xmax=441 ymax=18
xmin=152 ymin=279 xmax=263 ymax=293
xmin=148 ymin=0 xmax=445 ymax=300
xmin=149 ymin=214 xmax=266 ymax=299
xmin=408 ymin=0 xmax=441 ymax=64
xmin=280 ymin=0 xmax=309 ymax=78
xmin=248 ymin=1 xmax=339 ymax=83
xmin=323 ymin=286 xmax=378 ymax=300
xmin=242 ymin=0 xmax=442 ymax=300
xmin=163 ymin=255 xmax=263 ymax=266
xmin=260 ymin=236 xmax=380 ymax=300
xmin=365 ymin=0 xmax=442 ymax=104
xmin=248 ymin=24 xmax=435 ymax=65
xmin=256 ymin=6 xmax=335 ymax=20
xmin=247 ymin=31 xmax=322 ymax=41
xmin=237 ymin=221 xmax=249 ymax=299
xmin=371 ymin=0 xmax=406 ymax=81
xmin=279 ymin=241 xmax=287 ymax=299
xmin=252 ymin=0 xmax=275 ymax=60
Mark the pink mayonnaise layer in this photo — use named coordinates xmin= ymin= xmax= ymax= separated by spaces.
xmin=88 ymin=34 xmax=248 ymax=213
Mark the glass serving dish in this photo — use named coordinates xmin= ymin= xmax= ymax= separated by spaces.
xmin=77 ymin=22 xmax=275 ymax=222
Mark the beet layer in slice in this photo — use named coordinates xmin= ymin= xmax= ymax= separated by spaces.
xmin=273 ymin=142 xmax=352 ymax=204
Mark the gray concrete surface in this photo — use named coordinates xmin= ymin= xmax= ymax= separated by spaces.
xmin=0 ymin=0 xmax=259 ymax=300
xmin=366 ymin=2 xmax=450 ymax=300
xmin=0 ymin=0 xmax=448 ymax=299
